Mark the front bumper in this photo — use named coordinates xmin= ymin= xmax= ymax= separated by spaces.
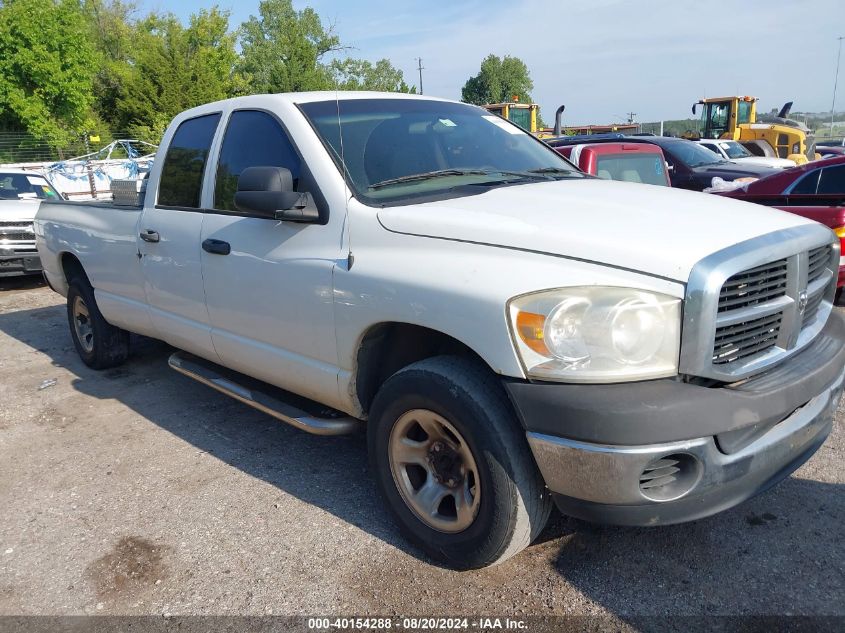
xmin=506 ymin=312 xmax=845 ymax=526
xmin=0 ymin=252 xmax=42 ymax=277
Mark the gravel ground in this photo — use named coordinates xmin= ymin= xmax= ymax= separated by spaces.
xmin=0 ymin=278 xmax=843 ymax=620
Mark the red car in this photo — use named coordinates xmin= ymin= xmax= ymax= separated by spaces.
xmin=717 ymin=155 xmax=845 ymax=297
xmin=555 ymin=142 xmax=670 ymax=186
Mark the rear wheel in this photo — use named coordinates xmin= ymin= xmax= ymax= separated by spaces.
xmin=369 ymin=356 xmax=551 ymax=570
xmin=66 ymin=278 xmax=129 ymax=369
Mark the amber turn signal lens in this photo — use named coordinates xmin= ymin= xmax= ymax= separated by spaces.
xmin=834 ymin=226 xmax=845 ymax=238
xmin=516 ymin=311 xmax=549 ymax=356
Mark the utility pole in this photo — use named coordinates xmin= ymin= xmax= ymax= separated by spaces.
xmin=415 ymin=57 xmax=424 ymax=95
xmin=626 ymin=112 xmax=637 ymax=124
xmin=831 ymin=36 xmax=844 ymax=139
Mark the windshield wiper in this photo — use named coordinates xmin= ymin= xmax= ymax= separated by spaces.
xmin=526 ymin=167 xmax=577 ymax=177
xmin=369 ymin=169 xmax=492 ymax=189
xmin=368 ymin=168 xmax=571 ymax=190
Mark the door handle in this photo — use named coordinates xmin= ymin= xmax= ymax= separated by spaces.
xmin=140 ymin=229 xmax=160 ymax=243
xmin=202 ymin=238 xmax=231 ymax=255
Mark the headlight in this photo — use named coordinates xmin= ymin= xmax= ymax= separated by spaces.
xmin=508 ymin=287 xmax=681 ymax=383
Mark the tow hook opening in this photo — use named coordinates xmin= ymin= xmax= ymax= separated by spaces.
xmin=639 ymin=453 xmax=702 ymax=502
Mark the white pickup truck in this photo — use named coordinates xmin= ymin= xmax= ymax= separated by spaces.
xmin=0 ymin=169 xmax=63 ymax=277
xmin=35 ymin=92 xmax=845 ymax=570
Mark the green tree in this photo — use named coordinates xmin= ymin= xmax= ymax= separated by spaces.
xmin=113 ymin=7 xmax=245 ymax=140
xmin=238 ymin=0 xmax=343 ymax=93
xmin=82 ymin=0 xmax=136 ymax=136
xmin=0 ymin=0 xmax=98 ymax=148
xmin=461 ymin=54 xmax=534 ymax=106
xmin=329 ymin=58 xmax=415 ymax=93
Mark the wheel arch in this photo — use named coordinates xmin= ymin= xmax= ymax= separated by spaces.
xmin=59 ymin=252 xmax=89 ymax=287
xmin=353 ymin=321 xmax=495 ymax=417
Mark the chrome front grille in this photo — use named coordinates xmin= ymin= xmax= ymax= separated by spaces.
xmin=0 ymin=231 xmax=34 ymax=241
xmin=717 ymin=259 xmax=787 ymax=313
xmin=0 ymin=221 xmax=35 ymax=242
xmin=808 ymin=245 xmax=832 ymax=285
xmin=681 ymin=226 xmax=839 ymax=382
xmin=713 ymin=312 xmax=782 ymax=365
xmin=802 ymin=290 xmax=825 ymax=328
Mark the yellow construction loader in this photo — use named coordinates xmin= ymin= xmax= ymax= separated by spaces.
xmin=691 ymin=96 xmax=815 ymax=164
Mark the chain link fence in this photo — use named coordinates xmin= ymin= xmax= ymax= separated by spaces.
xmin=0 ymin=131 xmax=135 ymax=164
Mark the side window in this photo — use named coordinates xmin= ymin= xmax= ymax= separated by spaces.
xmin=790 ymin=170 xmax=820 ymax=195
xmin=213 ymin=110 xmax=302 ymax=212
xmin=817 ymin=165 xmax=845 ymax=195
xmin=158 ymin=113 xmax=221 ymax=208
xmin=737 ymin=101 xmax=753 ymax=125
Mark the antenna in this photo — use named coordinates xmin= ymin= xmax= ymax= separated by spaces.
xmin=415 ymin=57 xmax=425 ymax=95
xmin=335 ymin=85 xmax=354 ymax=270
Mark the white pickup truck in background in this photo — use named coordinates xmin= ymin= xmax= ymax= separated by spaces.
xmin=0 ymin=169 xmax=63 ymax=277
xmin=35 ymin=92 xmax=845 ymax=570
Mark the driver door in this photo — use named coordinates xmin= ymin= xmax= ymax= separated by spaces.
xmin=199 ymin=109 xmax=343 ymax=405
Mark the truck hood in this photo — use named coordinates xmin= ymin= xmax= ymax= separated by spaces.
xmin=0 ymin=199 xmax=41 ymax=222
xmin=376 ymin=179 xmax=814 ymax=283
xmin=732 ymin=156 xmax=796 ymax=169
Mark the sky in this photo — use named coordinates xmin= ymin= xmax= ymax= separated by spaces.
xmin=141 ymin=0 xmax=845 ymax=125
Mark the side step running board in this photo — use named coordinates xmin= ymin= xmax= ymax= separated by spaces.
xmin=168 ymin=351 xmax=361 ymax=436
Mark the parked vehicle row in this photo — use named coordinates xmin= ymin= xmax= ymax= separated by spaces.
xmin=548 ymin=134 xmax=779 ymax=190
xmin=35 ymin=93 xmax=845 ymax=570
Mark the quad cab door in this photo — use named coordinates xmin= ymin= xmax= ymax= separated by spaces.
xmin=138 ymin=112 xmax=221 ymax=360
xmin=199 ymin=109 xmax=342 ymax=405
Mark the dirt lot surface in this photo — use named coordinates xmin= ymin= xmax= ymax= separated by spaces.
xmin=1 ymin=279 xmax=844 ymax=620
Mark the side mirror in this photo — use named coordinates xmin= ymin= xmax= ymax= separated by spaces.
xmin=233 ymin=166 xmax=319 ymax=223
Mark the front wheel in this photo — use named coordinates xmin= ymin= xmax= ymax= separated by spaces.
xmin=368 ymin=356 xmax=551 ymax=570
xmin=66 ymin=279 xmax=129 ymax=369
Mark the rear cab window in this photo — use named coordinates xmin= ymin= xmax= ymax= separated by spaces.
xmin=157 ymin=113 xmax=222 ymax=208
xmin=595 ymin=154 xmax=669 ymax=186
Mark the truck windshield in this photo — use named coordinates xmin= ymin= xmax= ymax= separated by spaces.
xmin=298 ymin=98 xmax=582 ymax=205
xmin=720 ymin=141 xmax=752 ymax=159
xmin=669 ymin=141 xmax=725 ymax=168
xmin=0 ymin=172 xmax=62 ymax=200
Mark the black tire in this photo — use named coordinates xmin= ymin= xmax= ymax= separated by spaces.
xmin=66 ymin=278 xmax=129 ymax=369
xmin=368 ymin=355 xmax=552 ymax=570
xmin=836 ymin=287 xmax=843 ymax=307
